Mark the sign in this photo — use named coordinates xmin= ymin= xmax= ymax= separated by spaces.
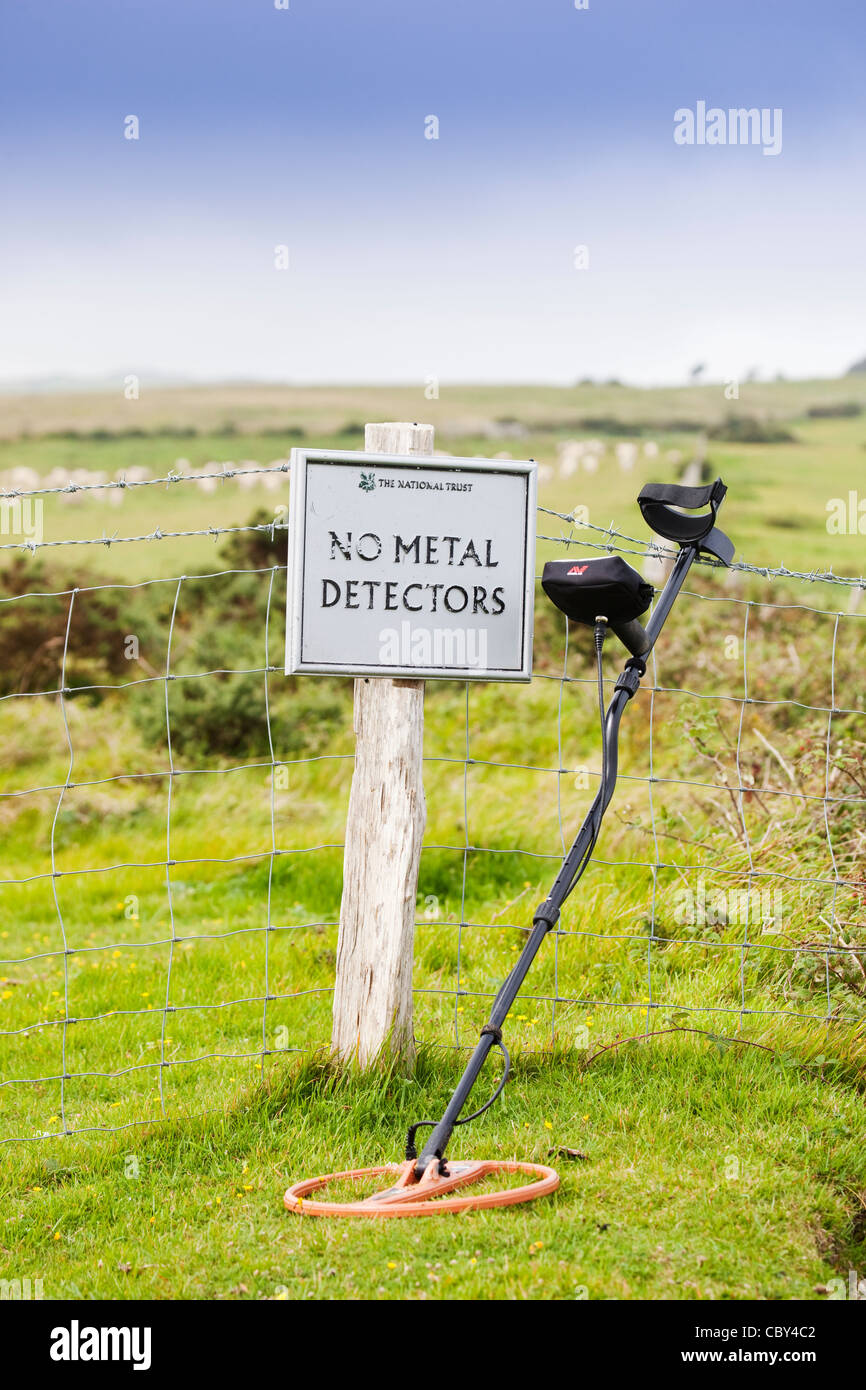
xmin=286 ymin=448 xmax=537 ymax=680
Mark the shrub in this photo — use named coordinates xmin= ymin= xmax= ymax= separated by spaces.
xmin=127 ymin=517 xmax=348 ymax=760
xmin=806 ymin=402 xmax=862 ymax=419
xmin=132 ymin=663 xmax=347 ymax=762
xmin=0 ymin=556 xmax=160 ymax=697
xmin=219 ymin=508 xmax=288 ymax=570
xmin=708 ymin=415 xmax=797 ymax=444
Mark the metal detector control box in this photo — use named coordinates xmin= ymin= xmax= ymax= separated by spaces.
xmin=286 ymin=448 xmax=537 ymax=681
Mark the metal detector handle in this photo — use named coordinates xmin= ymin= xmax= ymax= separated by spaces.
xmin=638 ymin=478 xmax=727 ymax=545
xmin=610 ymin=615 xmax=652 ymax=657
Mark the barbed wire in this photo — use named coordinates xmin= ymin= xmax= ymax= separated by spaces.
xmin=0 ymin=465 xmax=864 ymax=593
xmin=0 ymin=460 xmax=290 ymax=499
xmin=538 ymin=506 xmax=866 ymax=591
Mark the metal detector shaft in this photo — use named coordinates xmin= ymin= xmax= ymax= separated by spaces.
xmin=413 ymin=540 xmax=701 ymax=1177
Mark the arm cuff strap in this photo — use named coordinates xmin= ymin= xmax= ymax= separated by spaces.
xmin=638 ymin=478 xmax=727 ymax=543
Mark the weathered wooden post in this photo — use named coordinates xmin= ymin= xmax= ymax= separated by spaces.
xmin=330 ymin=422 xmax=433 ymax=1067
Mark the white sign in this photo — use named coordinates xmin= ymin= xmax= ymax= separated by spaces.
xmin=286 ymin=449 xmax=537 ymax=680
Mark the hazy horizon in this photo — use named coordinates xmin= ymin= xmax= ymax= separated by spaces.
xmin=1 ymin=365 xmax=864 ymax=397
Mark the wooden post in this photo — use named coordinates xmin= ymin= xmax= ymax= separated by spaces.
xmin=331 ymin=422 xmax=433 ymax=1067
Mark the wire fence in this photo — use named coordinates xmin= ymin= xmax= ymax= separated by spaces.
xmin=1 ymin=462 xmax=864 ymax=1144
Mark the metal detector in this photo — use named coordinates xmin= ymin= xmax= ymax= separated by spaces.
xmin=285 ymin=478 xmax=734 ymax=1216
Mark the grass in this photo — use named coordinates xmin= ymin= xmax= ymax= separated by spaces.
xmin=0 ymin=377 xmax=864 ymax=1300
xmin=2 ymin=1043 xmax=863 ymax=1300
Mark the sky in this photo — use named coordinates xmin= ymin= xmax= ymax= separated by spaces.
xmin=1 ymin=0 xmax=864 ymax=387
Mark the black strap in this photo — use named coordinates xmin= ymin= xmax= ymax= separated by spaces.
xmin=638 ymin=478 xmax=727 ymax=544
xmin=405 ymin=1119 xmax=436 ymax=1160
xmin=405 ymin=1032 xmax=511 ymax=1162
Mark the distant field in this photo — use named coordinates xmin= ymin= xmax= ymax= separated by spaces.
xmin=1 ymin=376 xmax=865 ymax=584
xmin=4 ymin=375 xmax=866 ymax=438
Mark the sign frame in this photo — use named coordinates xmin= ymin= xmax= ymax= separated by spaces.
xmin=286 ymin=447 xmax=537 ymax=681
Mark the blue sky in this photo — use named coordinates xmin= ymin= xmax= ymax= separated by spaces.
xmin=1 ymin=0 xmax=864 ymax=385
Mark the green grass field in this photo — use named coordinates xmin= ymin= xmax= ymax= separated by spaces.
xmin=1 ymin=378 xmax=864 ymax=1300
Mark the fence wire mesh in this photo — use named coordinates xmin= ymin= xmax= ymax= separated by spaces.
xmin=1 ymin=464 xmax=864 ymax=1143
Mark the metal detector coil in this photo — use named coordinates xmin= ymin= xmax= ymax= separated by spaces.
xmin=285 ymin=1158 xmax=559 ymax=1218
